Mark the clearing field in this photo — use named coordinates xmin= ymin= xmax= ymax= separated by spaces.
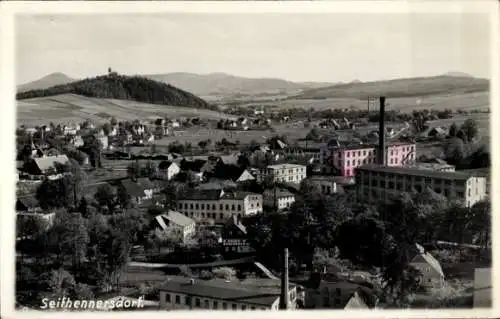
xmin=16 ymin=93 xmax=235 ymax=126
xmin=230 ymin=91 xmax=490 ymax=113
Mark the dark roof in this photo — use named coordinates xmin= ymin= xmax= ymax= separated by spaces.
xmin=225 ymin=215 xmax=247 ymax=234
xmin=178 ymin=189 xmax=223 ymax=201
xmin=137 ymin=178 xmax=155 ymax=189
xmin=213 ymin=165 xmax=248 ymax=182
xmin=221 ymin=191 xmax=261 ymax=200
xmin=120 ymin=179 xmax=145 ymax=197
xmin=197 ymin=180 xmax=237 ymax=191
xmin=16 ymin=195 xmax=39 ymax=209
xmin=159 ymin=277 xmax=287 ymax=307
xmin=355 ymin=164 xmax=476 ymax=181
xmin=158 ymin=161 xmax=175 ymax=170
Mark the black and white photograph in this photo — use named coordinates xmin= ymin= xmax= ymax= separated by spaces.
xmin=1 ymin=1 xmax=497 ymax=316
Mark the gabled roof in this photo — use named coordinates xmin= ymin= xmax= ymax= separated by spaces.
xmin=225 ymin=215 xmax=247 ymax=234
xmin=137 ymin=177 xmax=155 ymax=189
xmin=33 ymin=155 xmax=69 ymax=172
xmin=156 ymin=210 xmax=195 ymax=229
xmin=16 ymin=195 xmax=39 ymax=209
xmin=158 ymin=160 xmax=178 ymax=170
xmin=410 ymin=243 xmax=444 ymax=277
xmin=120 ymin=179 xmax=145 ymax=197
xmin=344 ymin=292 xmax=369 ymax=309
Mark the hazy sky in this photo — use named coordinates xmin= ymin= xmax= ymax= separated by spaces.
xmin=16 ymin=13 xmax=491 ymax=84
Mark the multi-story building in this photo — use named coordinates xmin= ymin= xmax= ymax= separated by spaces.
xmin=354 ymin=165 xmax=488 ymax=207
xmin=176 ymin=189 xmax=262 ymax=224
xmin=320 ymin=142 xmax=416 ymax=177
xmin=158 ymin=277 xmax=297 ymax=310
xmin=256 ymin=163 xmax=307 ymax=184
xmin=263 ymin=189 xmax=296 ymax=210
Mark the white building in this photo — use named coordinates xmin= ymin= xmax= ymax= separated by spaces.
xmin=153 ymin=211 xmax=196 ymax=244
xmin=263 ymin=189 xmax=295 ymax=210
xmin=409 ymin=244 xmax=445 ymax=289
xmin=156 ymin=161 xmax=181 ymax=181
xmin=176 ymin=189 xmax=262 ymax=224
xmin=256 ymin=163 xmax=307 ymax=184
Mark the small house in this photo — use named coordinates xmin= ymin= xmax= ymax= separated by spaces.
xmin=409 ymin=243 xmax=445 ymax=288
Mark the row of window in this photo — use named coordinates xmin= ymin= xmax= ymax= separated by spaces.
xmin=178 ymin=211 xmax=244 ymax=220
xmin=359 ymin=186 xmax=466 ymax=199
xmin=164 ymin=293 xmax=265 ymax=310
xmin=344 ymin=146 xmax=415 ymax=158
xmin=178 ymin=202 xmax=243 ymax=211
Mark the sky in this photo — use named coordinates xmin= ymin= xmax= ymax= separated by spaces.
xmin=16 ymin=12 xmax=491 ymax=85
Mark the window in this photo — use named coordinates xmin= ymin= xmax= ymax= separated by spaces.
xmin=175 ymin=295 xmax=180 ymax=304
xmin=347 ymin=160 xmax=350 ymax=166
xmin=185 ymin=296 xmax=191 ymax=305
xmin=213 ymin=301 xmax=218 ymax=309
xmin=212 ymin=204 xmax=216 ymax=210
xmin=242 ymin=305 xmax=247 ymax=310
xmin=220 ymin=213 xmax=224 ymax=219
xmin=195 ymin=204 xmax=199 ymax=209
xmin=196 ymin=298 xmax=201 ymax=307
xmin=165 ymin=293 xmax=171 ymax=302
xmin=237 ymin=204 xmax=242 ymax=211
xmin=222 ymin=302 xmax=228 ymax=309
xmin=251 ymin=307 xmax=256 ymax=310
xmin=201 ymin=204 xmax=204 ymax=210
xmin=212 ymin=213 xmax=216 ymax=218
xmin=231 ymin=204 xmax=235 ymax=211
xmin=225 ymin=204 xmax=229 ymax=210
xmin=204 ymin=300 xmax=209 ymax=309
xmin=190 ymin=204 xmax=194 ymax=209
xmin=232 ymin=304 xmax=237 ymax=310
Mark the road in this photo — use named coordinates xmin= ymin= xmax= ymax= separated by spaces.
xmin=128 ymin=256 xmax=255 ymax=269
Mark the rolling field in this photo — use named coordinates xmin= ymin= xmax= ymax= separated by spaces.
xmin=16 ymin=93 xmax=235 ymax=126
xmin=230 ymin=91 xmax=490 ymax=113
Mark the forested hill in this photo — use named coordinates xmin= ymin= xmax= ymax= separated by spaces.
xmin=16 ymin=74 xmax=216 ymax=110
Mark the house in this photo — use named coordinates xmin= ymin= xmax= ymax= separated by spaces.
xmin=221 ymin=215 xmax=254 ymax=254
xmin=156 ymin=161 xmax=181 ymax=181
xmin=473 ymin=268 xmax=492 ymax=308
xmin=176 ymin=189 xmax=263 ymax=224
xmin=304 ymin=273 xmax=376 ymax=309
xmin=262 ymin=189 xmax=295 ymax=210
xmin=98 ymin=135 xmax=109 ymax=149
xmin=70 ymin=135 xmax=85 ymax=148
xmin=307 ymin=176 xmax=338 ymax=195
xmin=409 ymin=244 xmax=445 ymax=289
xmin=23 ymin=155 xmax=69 ymax=176
xmin=153 ymin=211 xmax=196 ymax=244
xmin=136 ymin=177 xmax=158 ymax=195
xmin=355 ymin=165 xmax=488 ymax=207
xmin=158 ymin=276 xmax=297 ymax=310
xmin=256 ymin=164 xmax=307 ymax=184
xmin=120 ymin=179 xmax=151 ymax=205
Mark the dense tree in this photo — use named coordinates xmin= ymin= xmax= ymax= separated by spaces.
xmin=17 ymin=74 xmax=216 ymax=110
xmin=443 ymin=138 xmax=466 ymax=166
xmin=39 ymin=268 xmax=76 ymax=299
xmin=94 ymin=184 xmax=117 ymax=212
xmin=305 ymin=128 xmax=321 ymax=141
xmin=460 ymin=119 xmax=479 ymax=142
xmin=36 ymin=177 xmax=73 ymax=209
xmin=448 ymin=122 xmax=458 ymax=138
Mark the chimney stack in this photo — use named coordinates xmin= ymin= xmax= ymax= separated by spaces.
xmin=378 ymin=96 xmax=386 ymax=165
xmin=279 ymin=248 xmax=290 ymax=310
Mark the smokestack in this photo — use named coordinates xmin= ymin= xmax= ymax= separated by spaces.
xmin=378 ymin=96 xmax=386 ymax=165
xmin=279 ymin=248 xmax=290 ymax=310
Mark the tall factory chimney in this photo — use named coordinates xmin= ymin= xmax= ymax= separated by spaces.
xmin=378 ymin=96 xmax=386 ymax=165
xmin=279 ymin=248 xmax=290 ymax=310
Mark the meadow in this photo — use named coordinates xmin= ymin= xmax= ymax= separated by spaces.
xmin=228 ymin=91 xmax=490 ymax=113
xmin=16 ymin=93 xmax=235 ymax=127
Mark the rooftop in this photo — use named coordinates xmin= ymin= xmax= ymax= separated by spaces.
xmin=263 ymin=188 xmax=295 ymax=198
xmin=158 ymin=277 xmax=290 ymax=307
xmin=267 ymin=163 xmax=306 ymax=170
xmin=404 ymin=162 xmax=455 ymax=171
xmin=355 ymin=164 xmax=477 ymax=181
xmin=156 ymin=210 xmax=195 ymax=228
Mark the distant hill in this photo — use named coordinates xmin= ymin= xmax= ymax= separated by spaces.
xmin=442 ymin=71 xmax=474 ymax=78
xmin=16 ymin=74 xmax=215 ymax=110
xmin=144 ymin=72 xmax=333 ymax=96
xmin=294 ymin=75 xmax=489 ymax=100
xmin=17 ymin=72 xmax=76 ymax=93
